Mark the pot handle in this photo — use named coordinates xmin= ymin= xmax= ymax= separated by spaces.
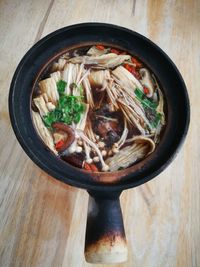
xmin=84 ymin=191 xmax=128 ymax=264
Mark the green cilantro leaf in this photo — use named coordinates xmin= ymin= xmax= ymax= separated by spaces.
xmin=57 ymin=80 xmax=67 ymax=94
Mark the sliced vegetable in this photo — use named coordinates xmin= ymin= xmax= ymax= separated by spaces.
xmin=151 ymin=112 xmax=162 ymax=128
xmin=96 ymin=45 xmax=105 ymax=50
xmin=90 ymin=164 xmax=99 ymax=172
xmin=120 ymin=51 xmax=127 ymax=55
xmin=57 ymin=80 xmax=67 ymax=94
xmin=134 ymin=88 xmax=158 ymax=110
xmin=110 ymin=48 xmax=120 ymax=54
xmin=139 ymin=68 xmax=154 ymax=98
xmin=83 ymin=162 xmax=98 ymax=172
xmin=52 ymin=123 xmax=75 ymax=152
xmin=124 ymin=63 xmax=132 ymax=72
xmin=55 ymin=140 xmax=65 ymax=150
xmin=131 ymin=57 xmax=142 ymax=68
xmin=143 ymin=86 xmax=150 ymax=95
xmin=134 ymin=88 xmax=162 ymax=128
xmin=43 ymin=94 xmax=85 ymax=128
xmin=134 ymin=87 xmax=143 ymax=99
xmin=142 ymin=98 xmax=158 ymax=109
xmin=131 ymin=67 xmax=141 ymax=80
xmin=43 ymin=109 xmax=62 ymax=127
xmin=123 ymin=64 xmax=141 ymax=80
xmin=84 ymin=162 xmax=91 ymax=171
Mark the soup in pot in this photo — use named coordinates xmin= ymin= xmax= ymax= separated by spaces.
xmin=32 ymin=45 xmax=166 ymax=172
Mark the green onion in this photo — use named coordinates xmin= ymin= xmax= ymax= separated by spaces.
xmin=142 ymin=98 xmax=158 ymax=109
xmin=134 ymin=88 xmax=144 ymax=101
xmin=134 ymin=88 xmax=158 ymax=110
xmin=43 ymin=80 xmax=85 ymax=128
xmin=150 ymin=112 xmax=162 ymax=128
xmin=43 ymin=91 xmax=85 ymax=128
xmin=134 ymin=88 xmax=162 ymax=128
xmin=57 ymin=80 xmax=67 ymax=94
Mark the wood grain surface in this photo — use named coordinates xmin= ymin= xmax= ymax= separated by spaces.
xmin=0 ymin=0 xmax=199 ymax=266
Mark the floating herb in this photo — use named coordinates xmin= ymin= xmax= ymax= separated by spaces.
xmin=134 ymin=88 xmax=158 ymax=110
xmin=43 ymin=81 xmax=85 ymax=128
xmin=134 ymin=88 xmax=162 ymax=128
xmin=56 ymin=80 xmax=67 ymax=94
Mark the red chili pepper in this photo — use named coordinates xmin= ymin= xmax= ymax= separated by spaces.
xmin=110 ymin=48 xmax=121 ymax=54
xmin=143 ymin=87 xmax=150 ymax=95
xmin=120 ymin=51 xmax=127 ymax=55
xmin=131 ymin=57 xmax=142 ymax=68
xmin=55 ymin=140 xmax=65 ymax=150
xmin=83 ymin=162 xmax=99 ymax=172
xmin=90 ymin=164 xmax=99 ymax=172
xmin=83 ymin=162 xmax=91 ymax=171
xmin=124 ymin=64 xmax=141 ymax=80
xmin=131 ymin=68 xmax=141 ymax=80
xmin=124 ymin=63 xmax=132 ymax=72
xmin=96 ymin=45 xmax=105 ymax=50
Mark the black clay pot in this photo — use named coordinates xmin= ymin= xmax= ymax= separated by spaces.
xmin=9 ymin=23 xmax=190 ymax=264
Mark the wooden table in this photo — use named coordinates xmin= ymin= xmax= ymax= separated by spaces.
xmin=0 ymin=0 xmax=199 ymax=266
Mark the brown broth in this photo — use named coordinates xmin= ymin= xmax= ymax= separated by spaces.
xmin=32 ymin=45 xmax=166 ymax=172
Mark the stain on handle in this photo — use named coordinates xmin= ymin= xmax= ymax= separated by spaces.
xmin=84 ymin=191 xmax=128 ymax=263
